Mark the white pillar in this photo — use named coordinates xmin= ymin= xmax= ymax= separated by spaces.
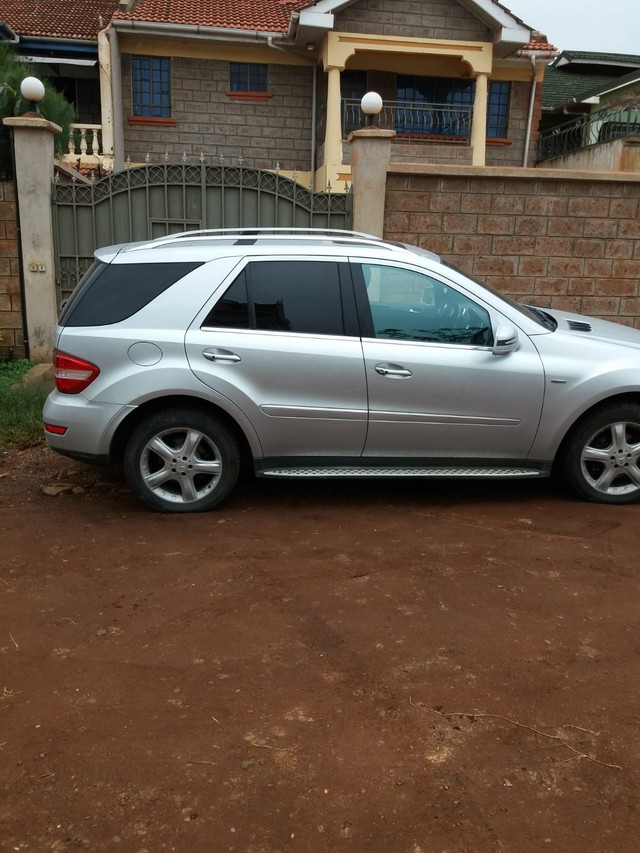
xmin=323 ymin=66 xmax=343 ymax=186
xmin=470 ymin=72 xmax=488 ymax=167
xmin=98 ymin=28 xmax=114 ymax=159
xmin=3 ymin=115 xmax=61 ymax=362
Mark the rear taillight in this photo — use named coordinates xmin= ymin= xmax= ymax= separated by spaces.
xmin=54 ymin=350 xmax=100 ymax=394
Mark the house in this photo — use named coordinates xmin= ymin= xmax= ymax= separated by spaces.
xmin=537 ymin=50 xmax=640 ymax=170
xmin=1 ymin=0 xmax=553 ymax=187
xmin=103 ymin=0 xmax=554 ymax=188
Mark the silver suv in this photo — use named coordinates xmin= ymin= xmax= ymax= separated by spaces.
xmin=43 ymin=228 xmax=640 ymax=511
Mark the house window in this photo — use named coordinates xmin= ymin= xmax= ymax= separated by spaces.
xmin=230 ymin=63 xmax=268 ymax=94
xmin=395 ymin=76 xmax=510 ymax=139
xmin=131 ymin=56 xmax=171 ymax=118
xmin=487 ymin=81 xmax=510 ymax=138
xmin=396 ymin=76 xmax=474 ymax=137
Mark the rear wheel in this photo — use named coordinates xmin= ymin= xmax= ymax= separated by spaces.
xmin=560 ymin=403 xmax=640 ymax=504
xmin=124 ymin=409 xmax=240 ymax=512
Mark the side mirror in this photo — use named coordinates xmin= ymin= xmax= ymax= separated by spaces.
xmin=492 ymin=323 xmax=519 ymax=356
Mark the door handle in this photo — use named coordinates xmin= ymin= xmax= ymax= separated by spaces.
xmin=374 ymin=363 xmax=412 ymax=378
xmin=202 ymin=348 xmax=241 ymax=363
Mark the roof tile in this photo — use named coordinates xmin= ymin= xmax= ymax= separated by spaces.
xmin=1 ymin=0 xmax=119 ymax=40
xmin=113 ymin=0 xmax=312 ymax=33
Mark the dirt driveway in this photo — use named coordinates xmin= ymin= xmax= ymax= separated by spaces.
xmin=1 ymin=447 xmax=639 ymax=853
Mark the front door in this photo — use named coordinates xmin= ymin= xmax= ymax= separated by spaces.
xmin=354 ymin=261 xmax=545 ymax=459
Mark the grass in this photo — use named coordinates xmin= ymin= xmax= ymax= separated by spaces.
xmin=0 ymin=360 xmax=51 ymax=449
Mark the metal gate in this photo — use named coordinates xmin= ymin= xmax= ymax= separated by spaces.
xmin=52 ymin=164 xmax=352 ymax=303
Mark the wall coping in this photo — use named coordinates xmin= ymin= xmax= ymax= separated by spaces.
xmin=3 ymin=115 xmax=62 ymax=134
xmin=387 ymin=163 xmax=640 ymax=183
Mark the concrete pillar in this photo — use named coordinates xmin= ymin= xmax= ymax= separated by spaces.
xmin=3 ymin=114 xmax=61 ymax=362
xmin=98 ymin=28 xmax=114 ymax=160
xmin=347 ymin=128 xmax=395 ymax=238
xmin=470 ymin=72 xmax=488 ymax=167
xmin=323 ymin=66 xmax=344 ymax=187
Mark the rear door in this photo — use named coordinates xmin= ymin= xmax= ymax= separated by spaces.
xmin=185 ymin=257 xmax=368 ymax=458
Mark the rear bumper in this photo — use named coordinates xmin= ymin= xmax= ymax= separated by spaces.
xmin=43 ymin=391 xmax=134 ymax=460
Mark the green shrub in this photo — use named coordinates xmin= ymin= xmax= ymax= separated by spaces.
xmin=0 ymin=360 xmax=49 ymax=448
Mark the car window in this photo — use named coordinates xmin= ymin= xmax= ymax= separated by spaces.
xmin=60 ymin=261 xmax=203 ymax=327
xmin=203 ymin=260 xmax=346 ymax=336
xmin=360 ymin=263 xmax=493 ymax=346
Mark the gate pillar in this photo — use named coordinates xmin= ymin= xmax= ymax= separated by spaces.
xmin=347 ymin=127 xmax=394 ymax=238
xmin=3 ymin=114 xmax=61 ymax=362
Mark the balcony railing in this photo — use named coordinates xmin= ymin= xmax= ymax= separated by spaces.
xmin=537 ymin=99 xmax=640 ymax=162
xmin=342 ymin=98 xmax=473 ymax=143
xmin=67 ymin=123 xmax=104 ymax=159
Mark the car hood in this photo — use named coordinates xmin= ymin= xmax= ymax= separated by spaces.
xmin=542 ymin=308 xmax=640 ymax=351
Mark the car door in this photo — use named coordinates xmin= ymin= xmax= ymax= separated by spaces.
xmin=185 ymin=257 xmax=368 ymax=458
xmin=353 ymin=260 xmax=546 ymax=460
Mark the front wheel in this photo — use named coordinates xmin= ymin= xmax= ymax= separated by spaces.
xmin=560 ymin=403 xmax=640 ymax=504
xmin=124 ymin=408 xmax=241 ymax=512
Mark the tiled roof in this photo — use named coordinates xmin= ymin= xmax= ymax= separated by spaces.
xmin=0 ymin=0 xmax=119 ymax=40
xmin=113 ymin=0 xmax=313 ymax=33
xmin=520 ymin=36 xmax=557 ymax=52
xmin=542 ymin=66 xmax=624 ymax=111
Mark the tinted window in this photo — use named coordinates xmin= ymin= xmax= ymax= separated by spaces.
xmin=204 ymin=261 xmax=345 ymax=336
xmin=204 ymin=272 xmax=250 ymax=329
xmin=61 ymin=261 xmax=203 ymax=327
xmin=361 ymin=263 xmax=492 ymax=346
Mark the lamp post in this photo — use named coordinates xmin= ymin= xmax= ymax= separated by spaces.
xmin=20 ymin=76 xmax=45 ymax=114
xmin=360 ymin=91 xmax=383 ymax=127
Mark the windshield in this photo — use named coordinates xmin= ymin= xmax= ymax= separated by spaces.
xmin=443 ymin=261 xmax=557 ymax=330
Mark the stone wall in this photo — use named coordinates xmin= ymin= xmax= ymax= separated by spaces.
xmin=0 ymin=181 xmax=23 ymax=360
xmin=384 ymin=165 xmax=640 ymax=327
xmin=334 ymin=0 xmax=491 ymax=40
xmin=121 ymin=56 xmax=314 ymax=171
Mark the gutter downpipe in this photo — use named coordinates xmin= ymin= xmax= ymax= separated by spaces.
xmin=266 ymin=33 xmax=318 ymax=191
xmin=523 ymin=55 xmax=537 ymax=167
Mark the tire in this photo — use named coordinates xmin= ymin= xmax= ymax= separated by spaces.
xmin=560 ymin=403 xmax=640 ymax=504
xmin=123 ymin=408 xmax=241 ymax=513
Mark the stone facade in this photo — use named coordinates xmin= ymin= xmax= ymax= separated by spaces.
xmin=334 ymin=0 xmax=491 ymax=40
xmin=384 ymin=167 xmax=640 ymax=327
xmin=121 ymin=56 xmax=314 ymax=171
xmin=0 ymin=181 xmax=23 ymax=360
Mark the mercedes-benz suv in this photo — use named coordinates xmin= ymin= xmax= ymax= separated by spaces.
xmin=43 ymin=228 xmax=640 ymax=511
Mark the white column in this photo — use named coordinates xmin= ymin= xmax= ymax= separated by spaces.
xmin=98 ymin=28 xmax=114 ymax=159
xmin=323 ymin=66 xmax=343 ymax=185
xmin=470 ymin=72 xmax=488 ymax=167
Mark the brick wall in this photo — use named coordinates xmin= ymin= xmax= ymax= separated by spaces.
xmin=334 ymin=0 xmax=491 ymax=40
xmin=122 ymin=56 xmax=314 ymax=171
xmin=0 ymin=181 xmax=24 ymax=360
xmin=384 ymin=166 xmax=640 ymax=327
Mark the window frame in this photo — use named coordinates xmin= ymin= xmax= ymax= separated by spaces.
xmin=487 ymin=80 xmax=511 ymax=139
xmin=129 ymin=55 xmax=173 ymax=125
xmin=227 ymin=62 xmax=270 ymax=99
xmin=351 ymin=261 xmax=494 ymax=348
xmin=201 ymin=259 xmax=360 ymax=338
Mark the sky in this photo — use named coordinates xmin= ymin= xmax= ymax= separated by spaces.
xmin=502 ymin=0 xmax=640 ymax=55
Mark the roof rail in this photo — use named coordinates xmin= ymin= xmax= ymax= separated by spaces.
xmin=125 ymin=227 xmax=401 ymax=253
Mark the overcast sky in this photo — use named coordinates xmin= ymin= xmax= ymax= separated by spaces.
xmin=503 ymin=0 xmax=640 ymax=54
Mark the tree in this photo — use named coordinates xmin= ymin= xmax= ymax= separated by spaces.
xmin=0 ymin=43 xmax=75 ymax=175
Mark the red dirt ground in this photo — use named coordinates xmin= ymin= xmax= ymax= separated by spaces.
xmin=1 ymin=446 xmax=639 ymax=853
